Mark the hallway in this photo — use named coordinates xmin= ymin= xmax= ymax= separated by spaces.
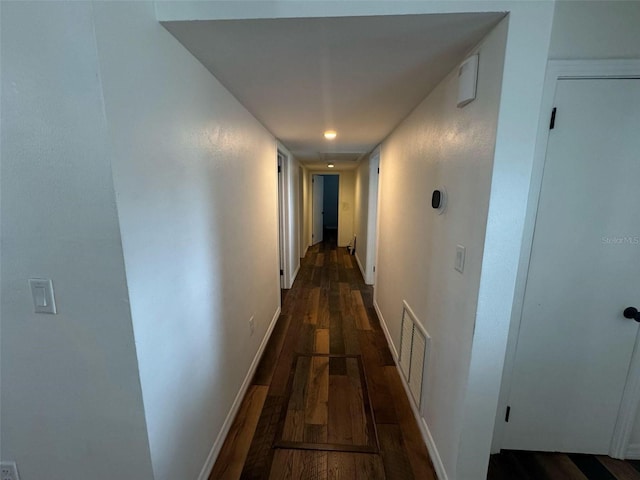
xmin=210 ymin=239 xmax=436 ymax=479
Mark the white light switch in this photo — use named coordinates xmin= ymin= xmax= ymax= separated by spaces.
xmin=455 ymin=245 xmax=466 ymax=273
xmin=34 ymin=287 xmax=47 ymax=307
xmin=29 ymin=278 xmax=57 ymax=314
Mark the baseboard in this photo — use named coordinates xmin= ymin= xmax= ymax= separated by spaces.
xmin=197 ymin=306 xmax=281 ymax=480
xmin=392 ymin=359 xmax=448 ymax=480
xmin=626 ymin=443 xmax=640 ymax=459
xmin=355 ymin=252 xmax=366 ymax=281
xmin=372 ymin=299 xmax=447 ymax=480
xmin=420 ymin=414 xmax=449 ymax=480
xmin=290 ymin=261 xmax=300 ymax=288
xmin=373 ymin=298 xmax=398 ymax=360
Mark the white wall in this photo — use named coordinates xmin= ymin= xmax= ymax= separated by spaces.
xmin=549 ymin=0 xmax=640 ymax=60
xmin=631 ymin=406 xmax=640 ymax=447
xmin=2 ymin=2 xmax=283 ymax=480
xmin=91 ymin=3 xmax=281 ymax=480
xmin=375 ymin=19 xmax=508 ymax=480
xmin=0 ymin=3 xmax=154 ymax=479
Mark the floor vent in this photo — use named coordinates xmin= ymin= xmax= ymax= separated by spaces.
xmin=399 ymin=301 xmax=430 ymax=409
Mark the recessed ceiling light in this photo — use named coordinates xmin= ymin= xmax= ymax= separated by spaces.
xmin=324 ymin=130 xmax=337 ymax=140
xmin=328 ymin=163 xmax=335 ymax=168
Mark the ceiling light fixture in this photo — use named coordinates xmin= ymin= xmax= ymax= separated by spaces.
xmin=324 ymin=130 xmax=337 ymax=140
xmin=327 ymin=163 xmax=335 ymax=168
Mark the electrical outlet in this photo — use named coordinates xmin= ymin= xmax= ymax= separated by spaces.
xmin=249 ymin=316 xmax=255 ymax=336
xmin=1 ymin=461 xmax=20 ymax=480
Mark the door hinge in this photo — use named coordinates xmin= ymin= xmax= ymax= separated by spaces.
xmin=505 ymin=406 xmax=511 ymax=422
xmin=278 ymin=165 xmax=281 ymax=173
xmin=280 ymin=269 xmax=284 ymax=276
xmin=377 ymin=167 xmax=380 ymax=174
xmin=373 ymin=266 xmax=376 ymax=272
xmin=549 ymin=107 xmax=557 ymax=130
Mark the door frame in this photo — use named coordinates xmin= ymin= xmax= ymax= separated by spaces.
xmin=299 ymin=165 xmax=306 ymax=259
xmin=277 ymin=146 xmax=301 ymax=289
xmin=493 ymin=59 xmax=640 ymax=458
xmin=277 ymin=150 xmax=287 ymax=289
xmin=309 ymin=171 xmax=342 ymax=246
xmin=311 ymin=174 xmax=324 ymax=245
xmin=365 ymin=148 xmax=380 ymax=285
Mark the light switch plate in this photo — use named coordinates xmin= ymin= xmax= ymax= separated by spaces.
xmin=29 ymin=278 xmax=57 ymax=314
xmin=455 ymin=245 xmax=466 ymax=273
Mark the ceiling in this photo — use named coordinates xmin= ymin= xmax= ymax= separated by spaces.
xmin=163 ymin=12 xmax=505 ymax=170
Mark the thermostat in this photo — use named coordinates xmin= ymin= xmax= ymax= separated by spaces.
xmin=432 ymin=188 xmax=447 ymax=214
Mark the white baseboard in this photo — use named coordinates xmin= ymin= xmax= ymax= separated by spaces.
xmin=626 ymin=443 xmax=640 ymax=459
xmin=290 ymin=262 xmax=300 ymax=288
xmin=197 ymin=306 xmax=281 ymax=480
xmin=420 ymin=415 xmax=448 ymax=480
xmin=393 ymin=358 xmax=448 ymax=480
xmin=372 ymin=298 xmax=447 ymax=480
xmin=355 ymin=252 xmax=366 ymax=281
xmin=373 ymin=298 xmax=398 ymax=360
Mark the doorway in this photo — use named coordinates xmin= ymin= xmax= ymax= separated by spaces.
xmin=322 ymin=175 xmax=339 ymax=247
xmin=365 ymin=151 xmax=380 ymax=285
xmin=502 ymin=74 xmax=640 ymax=455
xmin=312 ymin=174 xmax=340 ymax=247
xmin=299 ymin=166 xmax=305 ymax=259
xmin=277 ymin=151 xmax=286 ymax=288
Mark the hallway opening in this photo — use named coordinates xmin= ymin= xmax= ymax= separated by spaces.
xmin=210 ymin=240 xmax=436 ymax=479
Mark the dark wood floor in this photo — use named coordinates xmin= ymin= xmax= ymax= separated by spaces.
xmin=210 ymin=232 xmax=436 ymax=479
xmin=488 ymin=450 xmax=640 ymax=480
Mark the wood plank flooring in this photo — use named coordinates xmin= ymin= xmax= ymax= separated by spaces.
xmin=210 ymin=233 xmax=436 ymax=480
xmin=274 ymin=354 xmax=377 ymax=453
xmin=488 ymin=450 xmax=640 ymax=480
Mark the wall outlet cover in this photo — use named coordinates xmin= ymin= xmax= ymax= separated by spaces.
xmin=1 ymin=461 xmax=20 ymax=480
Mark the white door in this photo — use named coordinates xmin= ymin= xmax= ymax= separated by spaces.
xmin=312 ymin=175 xmax=324 ymax=245
xmin=504 ymin=79 xmax=640 ymax=453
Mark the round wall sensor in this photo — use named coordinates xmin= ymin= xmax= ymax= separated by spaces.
xmin=432 ymin=188 xmax=447 ymax=214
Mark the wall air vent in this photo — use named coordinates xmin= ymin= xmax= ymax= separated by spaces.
xmin=398 ymin=300 xmax=430 ymax=409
